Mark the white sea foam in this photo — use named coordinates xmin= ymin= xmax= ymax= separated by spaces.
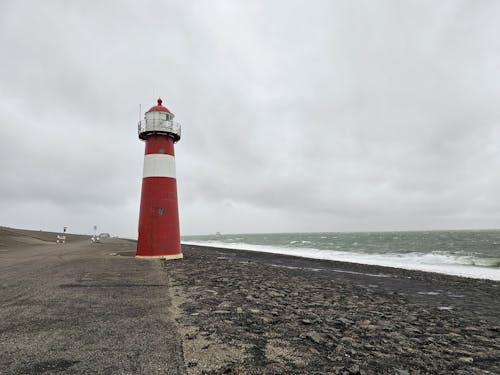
xmin=182 ymin=240 xmax=500 ymax=281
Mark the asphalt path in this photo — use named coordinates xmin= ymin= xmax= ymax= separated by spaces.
xmin=0 ymin=237 xmax=185 ymax=375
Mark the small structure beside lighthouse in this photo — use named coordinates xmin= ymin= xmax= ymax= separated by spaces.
xmin=136 ymin=98 xmax=182 ymax=259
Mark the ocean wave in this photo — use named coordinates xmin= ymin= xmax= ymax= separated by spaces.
xmin=455 ymin=256 xmax=500 ymax=268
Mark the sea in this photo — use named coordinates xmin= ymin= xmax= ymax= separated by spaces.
xmin=182 ymin=230 xmax=500 ymax=281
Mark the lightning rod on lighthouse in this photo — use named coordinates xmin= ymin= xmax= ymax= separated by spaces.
xmin=136 ymin=98 xmax=182 ymax=259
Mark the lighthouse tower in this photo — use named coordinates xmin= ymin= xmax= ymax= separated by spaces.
xmin=136 ymin=98 xmax=182 ymax=259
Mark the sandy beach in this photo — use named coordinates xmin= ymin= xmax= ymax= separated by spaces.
xmin=1 ymin=227 xmax=499 ymax=374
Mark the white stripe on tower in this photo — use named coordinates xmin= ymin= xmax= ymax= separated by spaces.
xmin=143 ymin=154 xmax=176 ymax=178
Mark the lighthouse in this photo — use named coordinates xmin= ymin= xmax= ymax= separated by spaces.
xmin=136 ymin=98 xmax=182 ymax=259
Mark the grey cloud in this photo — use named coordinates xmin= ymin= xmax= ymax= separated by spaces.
xmin=1 ymin=0 xmax=500 ymax=236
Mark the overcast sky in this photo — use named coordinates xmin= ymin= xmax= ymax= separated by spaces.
xmin=1 ymin=1 xmax=499 ymax=237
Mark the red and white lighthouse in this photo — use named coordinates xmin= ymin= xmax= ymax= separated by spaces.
xmin=136 ymin=98 xmax=182 ymax=259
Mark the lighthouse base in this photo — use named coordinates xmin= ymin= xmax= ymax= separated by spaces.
xmin=135 ymin=253 xmax=183 ymax=260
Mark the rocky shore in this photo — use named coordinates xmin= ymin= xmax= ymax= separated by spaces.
xmin=167 ymin=244 xmax=500 ymax=375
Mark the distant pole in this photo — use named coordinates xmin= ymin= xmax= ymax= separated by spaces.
xmin=91 ymin=225 xmax=99 ymax=243
xmin=57 ymin=227 xmax=67 ymax=244
xmin=136 ymin=98 xmax=182 ymax=259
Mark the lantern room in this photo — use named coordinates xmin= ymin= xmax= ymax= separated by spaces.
xmin=138 ymin=98 xmax=181 ymax=142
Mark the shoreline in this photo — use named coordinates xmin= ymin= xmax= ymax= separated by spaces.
xmin=182 ymin=241 xmax=500 ymax=282
xmin=180 ymin=244 xmax=500 ymax=322
xmin=167 ymin=244 xmax=500 ymax=374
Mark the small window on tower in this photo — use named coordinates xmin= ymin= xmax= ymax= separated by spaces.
xmin=159 ymin=148 xmax=165 ymax=154
xmin=158 ymin=208 xmax=165 ymax=215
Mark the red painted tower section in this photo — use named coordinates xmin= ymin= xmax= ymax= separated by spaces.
xmin=136 ymin=98 xmax=182 ymax=259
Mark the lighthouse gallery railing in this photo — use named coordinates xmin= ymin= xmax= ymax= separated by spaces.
xmin=138 ymin=119 xmax=181 ymax=141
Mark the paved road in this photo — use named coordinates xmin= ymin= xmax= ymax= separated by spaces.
xmin=0 ymin=238 xmax=185 ymax=375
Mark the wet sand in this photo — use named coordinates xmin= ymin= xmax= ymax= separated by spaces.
xmin=168 ymin=244 xmax=500 ymax=375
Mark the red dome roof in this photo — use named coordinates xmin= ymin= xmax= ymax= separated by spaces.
xmin=147 ymin=98 xmax=171 ymax=113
